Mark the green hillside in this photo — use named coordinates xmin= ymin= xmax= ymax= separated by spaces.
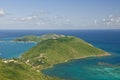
xmin=14 ymin=34 xmax=65 ymax=42
xmin=0 ymin=59 xmax=59 ymax=80
xmin=1 ymin=34 xmax=110 ymax=80
xmin=21 ymin=35 xmax=109 ymax=69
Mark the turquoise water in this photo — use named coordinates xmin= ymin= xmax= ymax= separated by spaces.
xmin=42 ymin=30 xmax=120 ymax=80
xmin=0 ymin=41 xmax=36 ymax=59
xmin=0 ymin=30 xmax=120 ymax=80
xmin=43 ymin=56 xmax=120 ymax=80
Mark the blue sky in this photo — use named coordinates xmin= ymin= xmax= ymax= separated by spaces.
xmin=0 ymin=0 xmax=120 ymax=29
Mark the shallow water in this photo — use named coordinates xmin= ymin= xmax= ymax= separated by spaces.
xmin=0 ymin=30 xmax=120 ymax=80
xmin=0 ymin=41 xmax=36 ymax=58
xmin=41 ymin=30 xmax=120 ymax=80
xmin=42 ymin=56 xmax=120 ymax=80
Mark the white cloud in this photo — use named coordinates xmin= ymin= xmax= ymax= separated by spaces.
xmin=0 ymin=8 xmax=5 ymax=16
xmin=102 ymin=15 xmax=120 ymax=26
xmin=94 ymin=20 xmax=97 ymax=25
xmin=0 ymin=10 xmax=76 ymax=29
xmin=13 ymin=15 xmax=38 ymax=21
xmin=94 ymin=15 xmax=120 ymax=26
xmin=13 ymin=13 xmax=72 ymax=26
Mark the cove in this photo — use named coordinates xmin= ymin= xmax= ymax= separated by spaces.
xmin=0 ymin=41 xmax=36 ymax=59
xmin=41 ymin=30 xmax=120 ymax=80
xmin=42 ymin=55 xmax=120 ymax=80
xmin=0 ymin=30 xmax=120 ymax=80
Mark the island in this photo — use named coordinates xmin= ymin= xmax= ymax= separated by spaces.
xmin=13 ymin=34 xmax=65 ymax=42
xmin=0 ymin=34 xmax=110 ymax=80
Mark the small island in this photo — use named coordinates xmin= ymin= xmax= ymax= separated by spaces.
xmin=0 ymin=34 xmax=110 ymax=80
xmin=14 ymin=34 xmax=65 ymax=42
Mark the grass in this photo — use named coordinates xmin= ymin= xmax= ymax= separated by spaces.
xmin=0 ymin=34 xmax=110 ymax=80
xmin=0 ymin=60 xmax=59 ymax=80
xmin=21 ymin=36 xmax=109 ymax=69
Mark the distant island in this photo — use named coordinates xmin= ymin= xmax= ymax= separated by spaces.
xmin=13 ymin=34 xmax=66 ymax=42
xmin=0 ymin=34 xmax=110 ymax=80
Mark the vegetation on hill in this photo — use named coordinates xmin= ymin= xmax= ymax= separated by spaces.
xmin=20 ymin=35 xmax=109 ymax=70
xmin=0 ymin=59 xmax=59 ymax=80
xmin=13 ymin=34 xmax=65 ymax=42
xmin=1 ymin=34 xmax=110 ymax=80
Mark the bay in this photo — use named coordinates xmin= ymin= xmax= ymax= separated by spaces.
xmin=0 ymin=29 xmax=120 ymax=80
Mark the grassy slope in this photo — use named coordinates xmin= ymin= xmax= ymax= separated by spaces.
xmin=13 ymin=34 xmax=65 ymax=42
xmin=1 ymin=34 xmax=109 ymax=80
xmin=14 ymin=36 xmax=40 ymax=42
xmin=21 ymin=36 xmax=109 ymax=69
xmin=0 ymin=60 xmax=59 ymax=80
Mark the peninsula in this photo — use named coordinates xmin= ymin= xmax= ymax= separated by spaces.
xmin=0 ymin=34 xmax=110 ymax=80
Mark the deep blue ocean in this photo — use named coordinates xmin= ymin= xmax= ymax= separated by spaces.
xmin=0 ymin=30 xmax=120 ymax=80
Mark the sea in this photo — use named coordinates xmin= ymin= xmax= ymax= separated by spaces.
xmin=0 ymin=29 xmax=120 ymax=80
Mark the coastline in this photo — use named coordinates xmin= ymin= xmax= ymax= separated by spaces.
xmin=41 ymin=53 xmax=111 ymax=70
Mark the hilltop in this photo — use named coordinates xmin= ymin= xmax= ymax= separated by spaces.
xmin=13 ymin=34 xmax=65 ymax=42
xmin=0 ymin=34 xmax=110 ymax=80
xmin=20 ymin=34 xmax=110 ymax=69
